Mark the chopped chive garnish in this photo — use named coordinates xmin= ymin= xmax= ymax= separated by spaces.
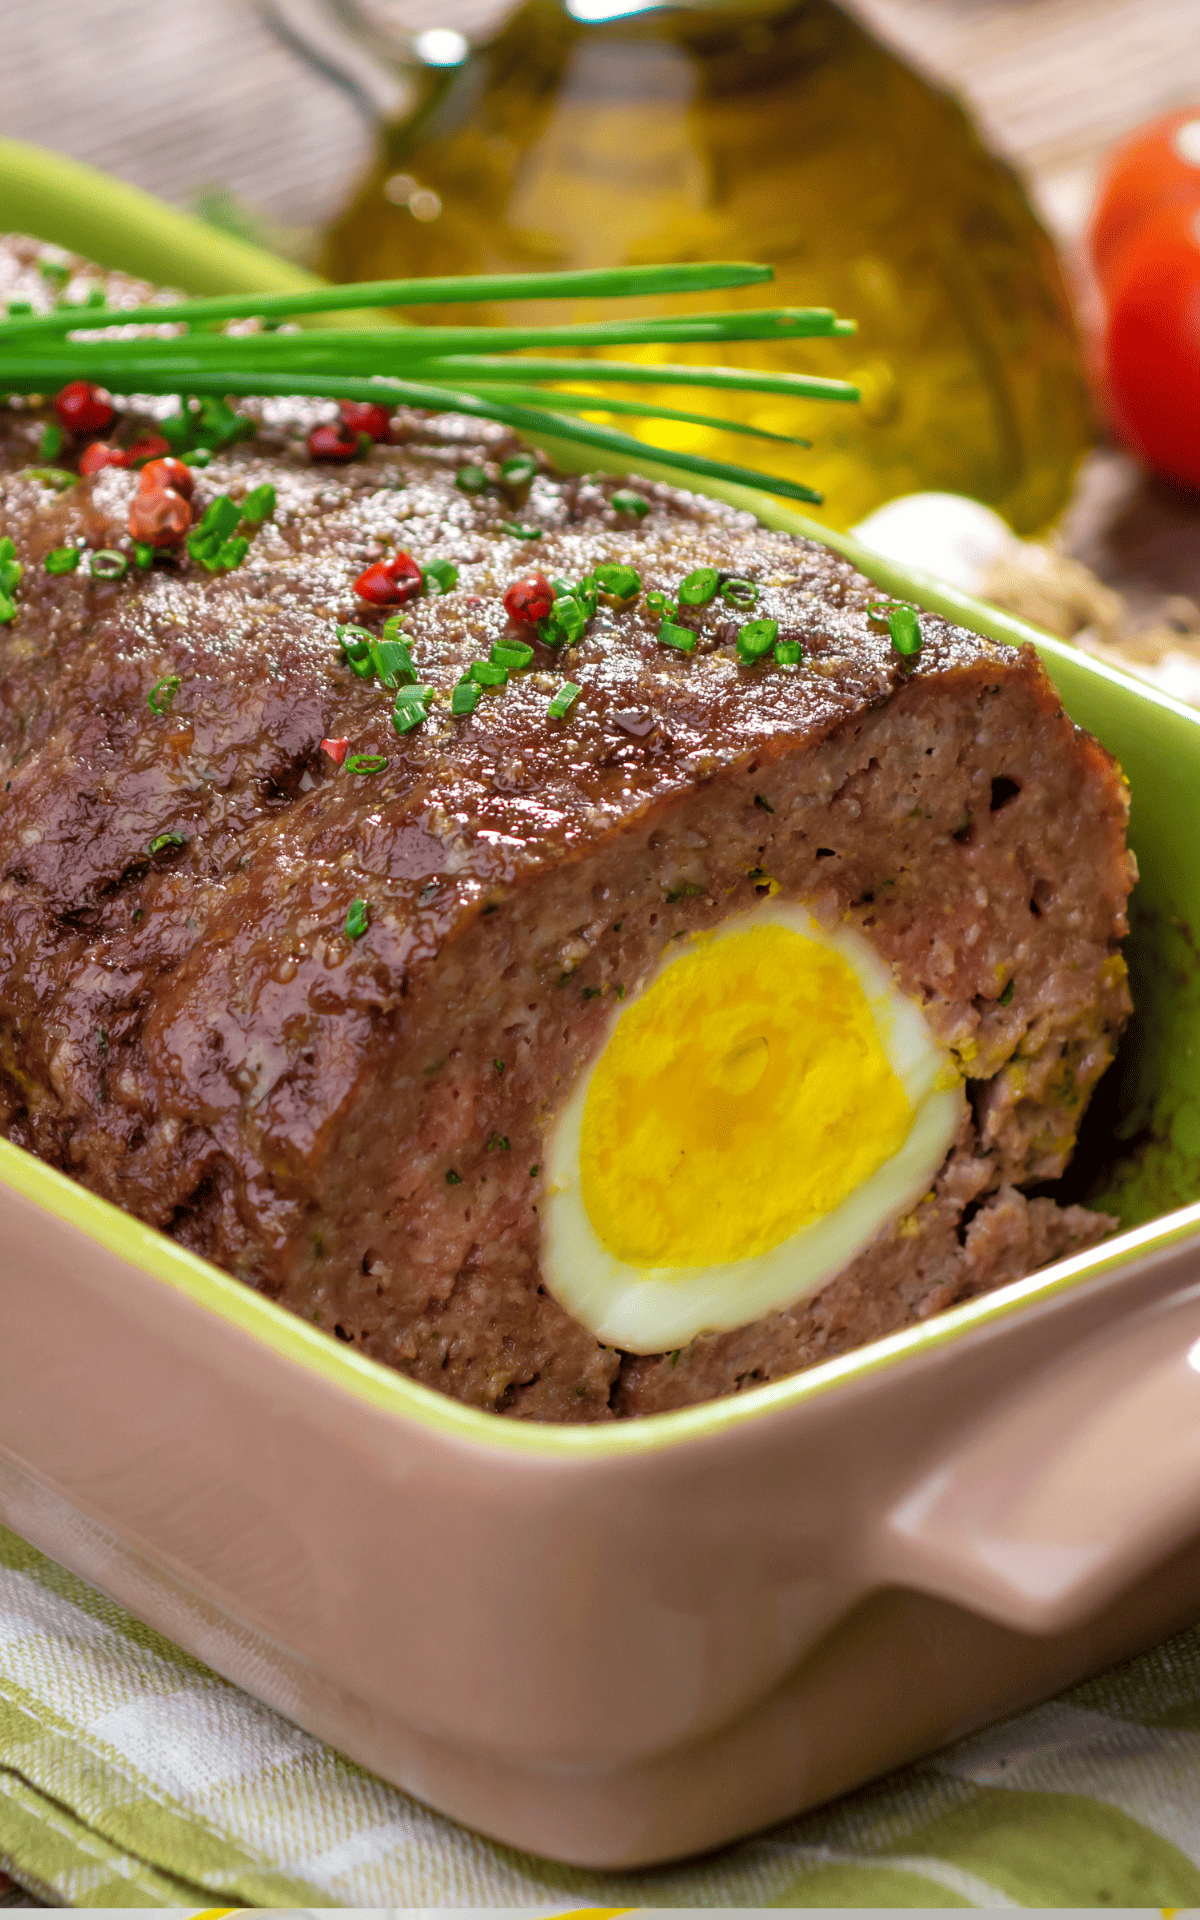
xmin=216 ymin=535 xmax=249 ymax=571
xmin=666 ymin=881 xmax=704 ymax=902
xmin=490 ymin=639 xmax=534 ymax=671
xmin=0 ymin=537 xmax=20 ymax=591
xmin=722 ymin=577 xmax=759 ymax=610
xmin=394 ymin=681 xmax=434 ymax=704
xmin=486 ymin=1132 xmax=511 ymax=1151
xmin=493 ymin=1059 xmax=505 ymax=1075
xmin=0 ymin=592 xmax=15 ymax=625
xmin=345 ymin=897 xmax=369 ymax=940
xmin=538 ymin=594 xmax=588 ymax=648
xmin=455 ymin=464 xmax=488 ymax=494
xmin=382 ymin=612 xmax=410 ymax=639
xmin=645 ymin=589 xmax=677 ymax=618
xmin=446 ymin=1169 xmax=462 ymax=1185
xmin=573 ymin=577 xmax=598 ymax=620
xmin=611 ymin=489 xmax=650 ymax=517
xmin=422 ymin=556 xmax=458 ymax=594
xmin=581 ymin=986 xmax=602 ymax=999
xmin=90 ymin=548 xmax=127 ymax=579
xmin=887 ymin=604 xmax=922 ymax=659
xmin=148 ymin=830 xmax=187 ymax=853
xmin=392 ymin=686 xmax=433 ymax=733
xmin=530 ymin=1164 xmax=539 ymax=1177
xmin=451 ymin=679 xmax=481 ymax=715
xmin=38 ymin=261 xmax=70 ymax=290
xmin=593 ymin=561 xmax=641 ymax=604
xmin=39 ymin=421 xmax=63 ymax=460
xmin=337 ymin=623 xmax=375 ymax=678
xmin=370 ymin=637 xmax=416 ymax=686
xmin=241 ymin=482 xmax=275 ymax=523
xmin=548 ymin=681 xmax=582 ymax=718
xmin=346 ymin=752 xmax=388 ymax=774
xmin=200 ymin=494 xmax=242 ymax=538
xmin=44 ymin=545 xmax=81 ymax=574
xmin=470 ymin=660 xmax=508 ymax=686
xmin=774 ymin=639 xmax=802 ymax=665
xmin=133 ymin=542 xmax=155 ymax=569
xmin=754 ymin=793 xmax=775 ymax=811
xmin=500 ymin=521 xmax=541 ymax=540
xmin=147 ymin=675 xmax=181 ymax=714
xmin=736 ymin=617 xmax=778 ymax=662
xmin=5 ymin=300 xmax=31 ymax=316
xmin=678 ymin=567 xmax=719 ymax=606
xmin=999 ymin=978 xmax=1016 ymax=1006
xmin=21 ymin=466 xmax=74 ymax=491
xmin=659 ymin=619 xmax=697 ymax=653
xmin=500 ymin=453 xmax=537 ymax=488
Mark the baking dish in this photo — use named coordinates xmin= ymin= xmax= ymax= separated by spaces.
xmin=5 ymin=154 xmax=1200 ymax=1869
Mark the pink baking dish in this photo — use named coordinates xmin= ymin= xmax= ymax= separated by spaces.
xmin=5 ymin=165 xmax=1200 ymax=1869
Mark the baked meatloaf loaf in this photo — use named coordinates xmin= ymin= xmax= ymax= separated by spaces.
xmin=0 ymin=245 xmax=1134 ymax=1422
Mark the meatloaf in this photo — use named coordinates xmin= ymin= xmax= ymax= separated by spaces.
xmin=0 ymin=240 xmax=1134 ymax=1422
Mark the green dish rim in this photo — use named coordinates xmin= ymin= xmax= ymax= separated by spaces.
xmin=5 ymin=146 xmax=1200 ymax=1458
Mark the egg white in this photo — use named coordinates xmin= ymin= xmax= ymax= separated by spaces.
xmin=541 ymin=901 xmax=965 ymax=1353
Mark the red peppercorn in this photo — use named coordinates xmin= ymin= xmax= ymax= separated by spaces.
xmin=138 ymin=456 xmax=194 ymax=500
xmin=320 ymin=736 xmax=350 ymax=765
xmin=503 ymin=572 xmax=555 ymax=626
xmin=339 ymin=400 xmax=392 ymax=443
xmin=54 ymin=380 xmax=116 ymax=436
xmin=78 ymin=442 xmax=127 ymax=476
xmin=129 ymin=487 xmax=191 ymax=548
xmin=307 ymin=421 xmax=360 ymax=463
xmin=353 ymin=550 xmax=424 ymax=606
xmin=124 ymin=435 xmax=173 ymax=471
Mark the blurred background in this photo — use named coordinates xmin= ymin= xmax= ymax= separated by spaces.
xmin=4 ymin=0 xmax=1200 ymax=692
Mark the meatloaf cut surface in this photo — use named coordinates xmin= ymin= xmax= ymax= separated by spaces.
xmin=0 ymin=241 xmax=1134 ymax=1423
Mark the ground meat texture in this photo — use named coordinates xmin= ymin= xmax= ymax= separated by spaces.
xmin=0 ymin=241 xmax=1134 ymax=1424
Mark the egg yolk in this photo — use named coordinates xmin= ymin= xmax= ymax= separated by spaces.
xmin=579 ymin=922 xmax=914 ymax=1269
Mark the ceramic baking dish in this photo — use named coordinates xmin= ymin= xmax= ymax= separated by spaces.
xmin=5 ymin=156 xmax=1200 ymax=1869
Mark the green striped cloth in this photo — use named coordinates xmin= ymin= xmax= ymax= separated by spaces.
xmin=3 ymin=1525 xmax=1200 ymax=1907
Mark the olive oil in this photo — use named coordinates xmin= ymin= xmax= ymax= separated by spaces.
xmin=322 ymin=0 xmax=1090 ymax=533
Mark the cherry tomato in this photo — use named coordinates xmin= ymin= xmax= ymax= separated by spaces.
xmin=129 ymin=487 xmax=192 ymax=547
xmin=1104 ymin=201 xmax=1200 ymax=489
xmin=503 ymin=573 xmax=555 ymax=625
xmin=1090 ymin=106 xmax=1200 ymax=290
xmin=137 ymin=456 xmax=194 ymax=499
xmin=339 ymin=400 xmax=392 ymax=442
xmin=124 ymin=435 xmax=173 ymax=471
xmin=78 ymin=442 xmax=127 ymax=476
xmin=308 ymin=421 xmax=360 ymax=463
xmin=54 ymin=380 xmax=115 ymax=435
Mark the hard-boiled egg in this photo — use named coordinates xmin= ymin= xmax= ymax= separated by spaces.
xmin=542 ymin=903 xmax=965 ymax=1352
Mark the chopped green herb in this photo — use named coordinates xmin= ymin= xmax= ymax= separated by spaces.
xmin=501 ymin=453 xmax=537 ymax=488
xmin=774 ymin=639 xmax=802 ymax=665
xmin=722 ymin=577 xmax=759 ymax=610
xmin=659 ymin=618 xmax=696 ymax=652
xmin=490 ymin=639 xmax=534 ymax=671
xmin=337 ymin=624 xmax=375 ymax=678
xmin=84 ymin=287 xmax=106 ymax=308
xmin=754 ymin=793 xmax=775 ymax=812
xmin=611 ymin=489 xmax=650 ymax=518
xmin=493 ymin=1059 xmax=505 ymax=1076
xmin=645 ymin=589 xmax=677 ymax=619
xmin=344 ymin=897 xmax=370 ymax=940
xmin=678 ymin=566 xmax=719 ymax=606
xmin=451 ymin=679 xmax=481 ymax=715
xmin=469 ymin=660 xmax=508 ymax=687
xmin=538 ymin=593 xmax=589 ymax=648
xmin=615 ymin=984 xmax=626 ymax=999
xmin=180 ymin=447 xmax=212 ymax=468
xmin=888 ymin=603 xmax=922 ymax=659
xmin=500 ymin=521 xmax=542 ymax=540
xmin=44 ymin=545 xmax=80 ymax=574
xmin=241 ymin=482 xmax=275 ymax=523
xmin=736 ymin=616 xmax=778 ymax=663
xmin=446 ymin=1168 xmax=462 ymax=1185
xmin=38 ymin=261 xmax=70 ymax=291
xmin=999 ymin=978 xmax=1016 ymax=1006
xmin=666 ymin=881 xmax=704 ymax=902
xmin=198 ymin=493 xmax=242 ymax=539
xmin=0 ymin=591 xmax=15 ymax=625
xmin=422 ymin=556 xmax=458 ymax=594
xmin=345 ymin=752 xmax=388 ymax=774
xmin=20 ymin=466 xmax=74 ymax=491
xmin=90 ymin=548 xmax=128 ymax=580
xmin=148 ymin=830 xmax=187 ymax=854
xmin=392 ymin=686 xmax=433 ymax=733
xmin=147 ymin=675 xmax=181 ymax=715
xmin=5 ymin=300 xmax=31 ymax=316
xmin=670 ymin=1349 xmax=681 ymax=1368
xmin=0 ymin=538 xmax=20 ymax=595
xmin=593 ymin=561 xmax=641 ymax=605
xmin=382 ymin=612 xmax=410 ymax=640
xmin=39 ymin=421 xmax=63 ymax=461
xmin=548 ymin=681 xmax=582 ymax=718
xmin=486 ymin=1132 xmax=511 ymax=1151
xmin=215 ymin=534 xmax=250 ymax=571
xmin=574 ymin=577 xmax=599 ymax=621
xmin=581 ymin=986 xmax=602 ymax=999
xmin=370 ymin=637 xmax=416 ymax=687
xmin=529 ymin=1164 xmax=540 ymax=1177
xmin=455 ymin=464 xmax=488 ymax=495
xmin=133 ymin=542 xmax=155 ymax=569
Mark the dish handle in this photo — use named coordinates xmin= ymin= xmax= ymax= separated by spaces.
xmin=874 ymin=1275 xmax=1200 ymax=1633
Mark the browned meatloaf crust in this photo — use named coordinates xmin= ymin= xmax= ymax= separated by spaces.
xmin=0 ymin=242 xmax=1134 ymax=1423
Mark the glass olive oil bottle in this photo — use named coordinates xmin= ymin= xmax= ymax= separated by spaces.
xmin=321 ymin=0 xmax=1090 ymax=532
